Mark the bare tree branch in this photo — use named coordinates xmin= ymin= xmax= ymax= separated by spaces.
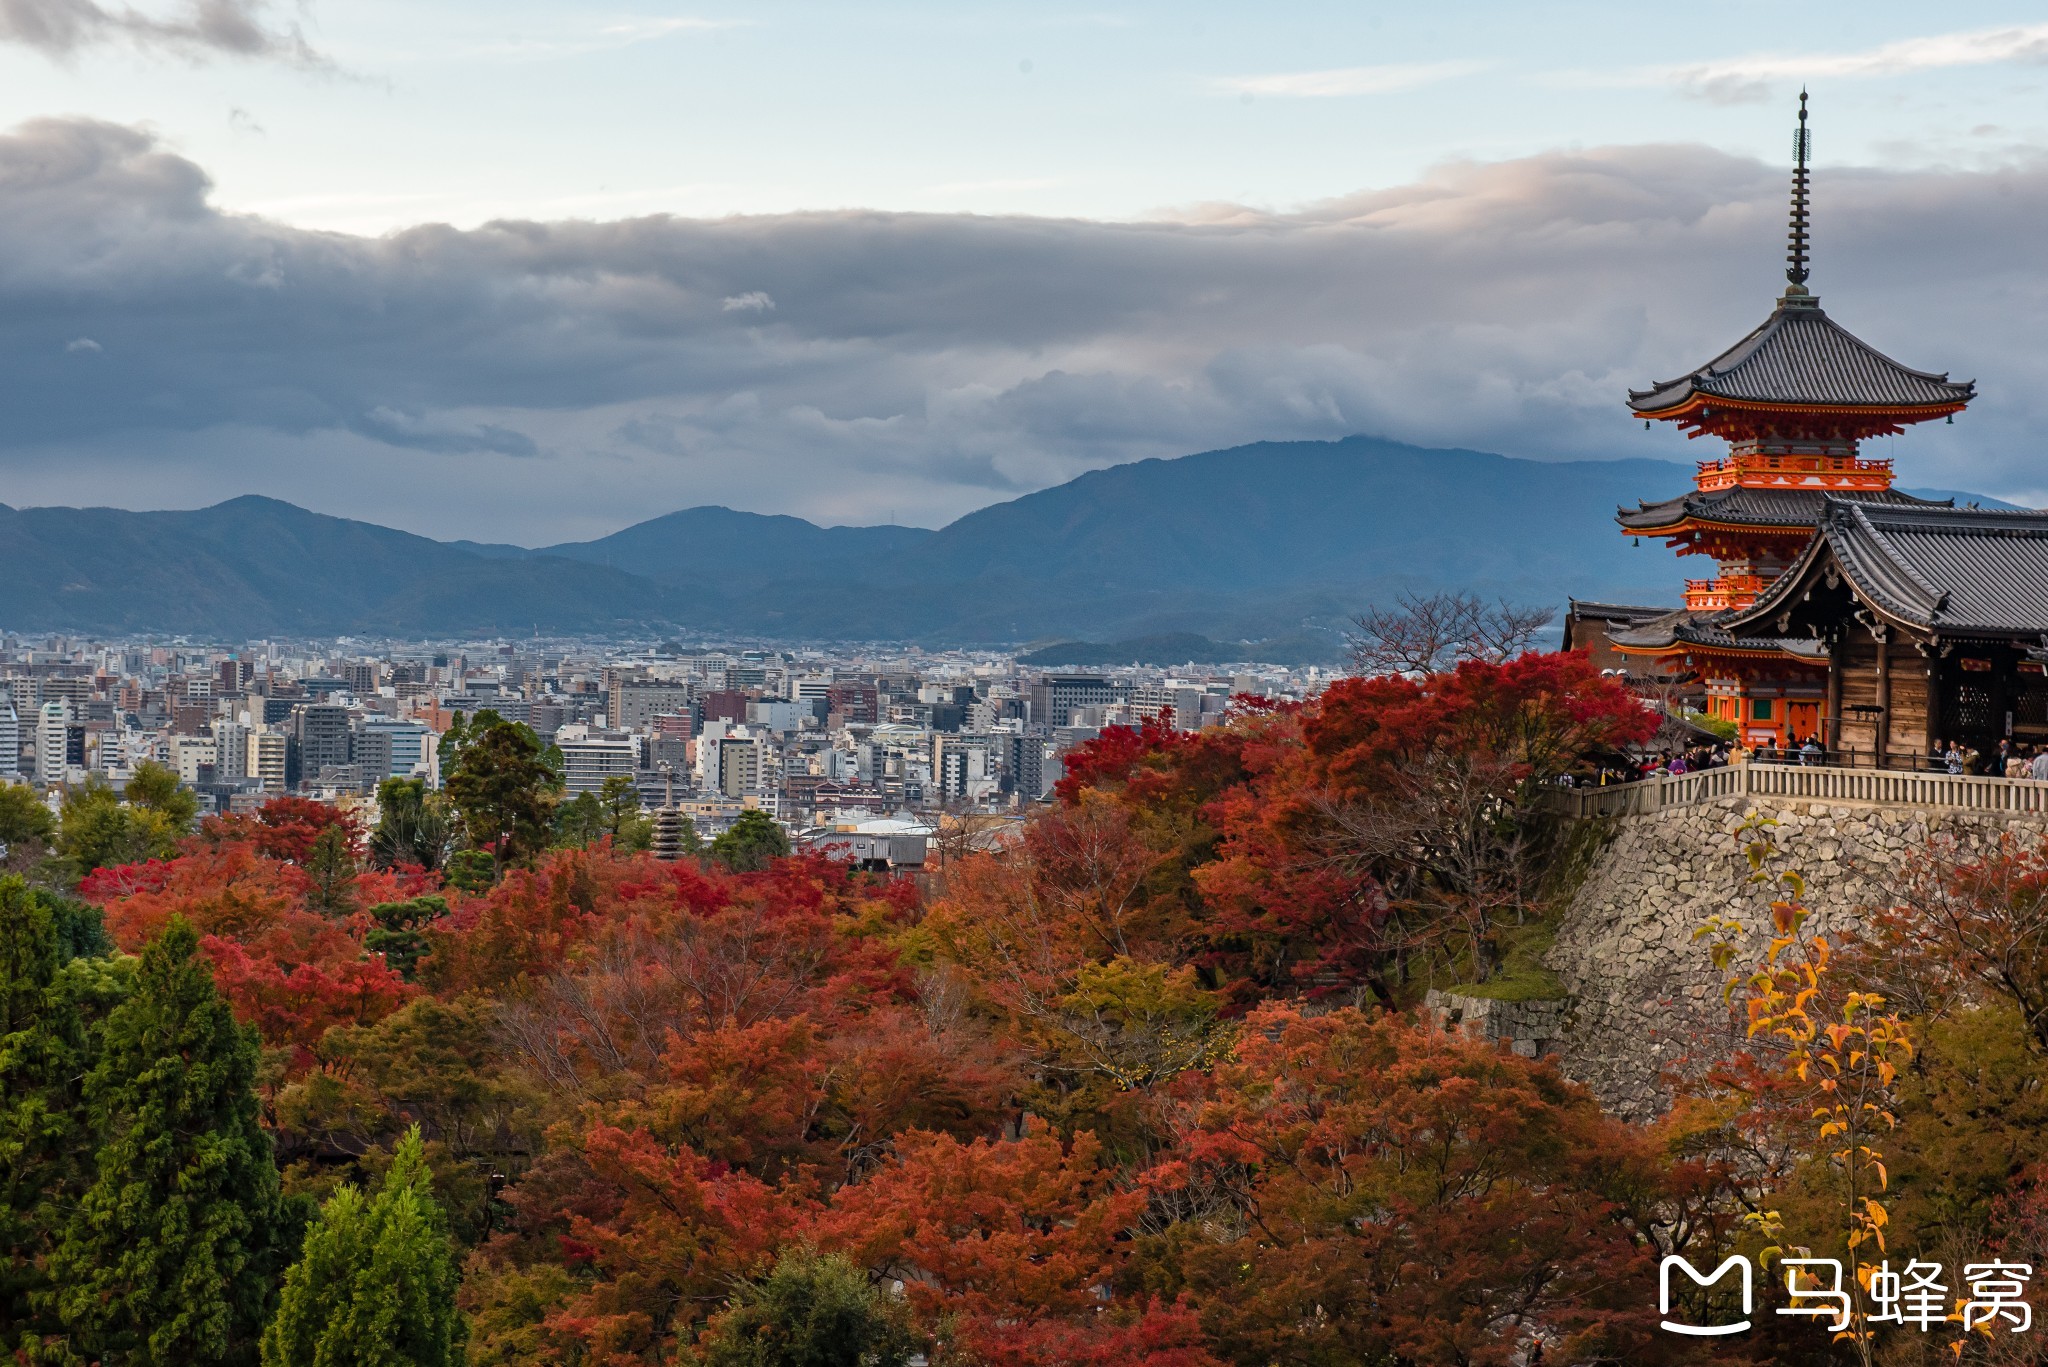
xmin=1349 ymin=591 xmax=1555 ymax=677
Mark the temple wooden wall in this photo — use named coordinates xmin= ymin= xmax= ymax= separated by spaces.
xmin=1831 ymin=634 xmax=1933 ymax=761
xmin=1888 ymin=667 xmax=1933 ymax=756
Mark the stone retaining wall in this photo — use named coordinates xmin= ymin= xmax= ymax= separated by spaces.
xmin=1424 ymin=990 xmax=1568 ymax=1059
xmin=1548 ymin=795 xmax=2045 ymax=1119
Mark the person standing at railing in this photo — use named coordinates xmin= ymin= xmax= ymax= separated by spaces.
xmin=2030 ymin=748 xmax=2048 ymax=782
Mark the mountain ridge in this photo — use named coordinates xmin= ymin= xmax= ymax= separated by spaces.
xmin=0 ymin=437 xmax=2011 ymax=644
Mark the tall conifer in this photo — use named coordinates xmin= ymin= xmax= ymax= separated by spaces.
xmin=47 ymin=917 xmax=285 ymax=1366
xmin=262 ymin=1126 xmax=464 ymax=1367
xmin=0 ymin=875 xmax=127 ymax=1359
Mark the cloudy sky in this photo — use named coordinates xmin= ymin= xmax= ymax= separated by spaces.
xmin=2 ymin=1 xmax=2047 ymax=543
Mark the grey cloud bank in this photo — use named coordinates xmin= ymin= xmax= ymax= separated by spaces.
xmin=0 ymin=115 xmax=2040 ymax=545
xmin=0 ymin=0 xmax=318 ymax=61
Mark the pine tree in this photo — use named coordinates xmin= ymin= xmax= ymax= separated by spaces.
xmin=711 ymin=810 xmax=790 ymax=873
xmin=47 ymin=917 xmax=286 ymax=1366
xmin=262 ymin=1126 xmax=464 ymax=1367
xmin=696 ymin=1247 xmax=917 ymax=1367
xmin=0 ymin=875 xmax=127 ymax=1358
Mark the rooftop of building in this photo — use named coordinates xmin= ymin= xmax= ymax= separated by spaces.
xmin=1617 ymin=483 xmax=1953 ymax=534
xmin=1628 ymin=292 xmax=1976 ymax=417
xmin=1730 ymin=498 xmax=2048 ymax=638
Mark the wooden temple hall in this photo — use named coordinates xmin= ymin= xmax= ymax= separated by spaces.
xmin=1588 ymin=93 xmax=2048 ymax=767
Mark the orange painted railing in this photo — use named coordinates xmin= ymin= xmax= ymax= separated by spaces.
xmin=1683 ymin=574 xmax=1768 ymax=612
xmin=1696 ymin=453 xmax=1893 ymax=491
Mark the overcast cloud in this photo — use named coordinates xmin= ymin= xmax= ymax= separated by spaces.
xmin=0 ymin=114 xmax=2039 ymax=544
xmin=0 ymin=0 xmax=319 ymax=62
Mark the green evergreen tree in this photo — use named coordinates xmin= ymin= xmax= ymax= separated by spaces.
xmin=47 ymin=918 xmax=286 ymax=1366
xmin=363 ymin=895 xmax=449 ymax=982
xmin=551 ymin=791 xmax=607 ymax=849
xmin=441 ymin=849 xmax=496 ymax=895
xmin=0 ymin=783 xmax=56 ymax=868
xmin=261 ymin=1126 xmax=464 ymax=1367
xmin=0 ymin=876 xmax=129 ymax=1358
xmin=368 ymin=777 xmax=453 ymax=873
xmin=303 ymin=822 xmax=359 ymax=915
xmin=55 ymin=779 xmax=156 ymax=878
xmin=124 ymin=760 xmax=200 ymax=835
xmin=695 ymin=1247 xmax=916 ymax=1367
xmin=597 ymin=774 xmax=654 ymax=852
xmin=442 ymin=711 xmax=563 ymax=873
xmin=711 ymin=809 xmax=791 ymax=873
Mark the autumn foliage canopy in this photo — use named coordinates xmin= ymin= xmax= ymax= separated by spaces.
xmin=41 ymin=652 xmax=1908 ymax=1366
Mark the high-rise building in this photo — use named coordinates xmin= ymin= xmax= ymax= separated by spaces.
xmin=247 ymin=731 xmax=287 ymax=791
xmin=34 ymin=701 xmax=84 ymax=788
xmin=289 ymin=703 xmax=352 ymax=788
xmin=0 ymin=696 xmax=19 ymax=780
xmin=213 ymin=720 xmax=252 ymax=781
xmin=356 ymin=717 xmax=430 ymax=782
xmin=172 ymin=736 xmax=218 ymax=786
xmin=934 ymin=733 xmax=1000 ymax=802
xmin=825 ymin=681 xmax=878 ymax=724
xmin=608 ymin=681 xmax=695 ymax=732
xmin=1028 ymin=675 xmax=1116 ymax=727
xmin=717 ymin=735 xmax=764 ymax=798
xmin=557 ymin=730 xmax=642 ymax=795
xmin=1005 ymin=731 xmax=1057 ymax=802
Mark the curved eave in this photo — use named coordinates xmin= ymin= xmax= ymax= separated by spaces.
xmin=1612 ymin=637 xmax=1826 ymax=663
xmin=1616 ymin=513 xmax=1828 ymax=539
xmin=1629 ymin=392 xmax=1971 ymax=424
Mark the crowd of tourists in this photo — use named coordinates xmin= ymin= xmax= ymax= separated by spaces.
xmin=1570 ymin=733 xmax=2048 ymax=784
xmin=1964 ymin=738 xmax=2048 ymax=779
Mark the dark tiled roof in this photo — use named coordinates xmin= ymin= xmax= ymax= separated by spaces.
xmin=1607 ymin=606 xmax=1828 ymax=660
xmin=1629 ymin=294 xmax=1975 ymax=414
xmin=1567 ymin=600 xmax=1677 ymax=623
xmin=1565 ymin=600 xmax=1678 ymax=652
xmin=1734 ymin=500 xmax=2048 ymax=636
xmin=1617 ymin=483 xmax=1952 ymax=533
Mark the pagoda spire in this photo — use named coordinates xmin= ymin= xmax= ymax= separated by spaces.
xmin=1786 ymin=89 xmax=1812 ymax=292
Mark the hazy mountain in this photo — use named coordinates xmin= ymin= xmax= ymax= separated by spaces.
xmin=0 ymin=496 xmax=675 ymax=637
xmin=0 ymin=438 xmax=2008 ymax=644
xmin=530 ymin=507 xmax=932 ymax=587
xmin=703 ymin=438 xmax=1707 ymax=640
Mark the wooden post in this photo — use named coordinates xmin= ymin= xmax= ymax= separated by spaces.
xmin=1825 ymin=633 xmax=1844 ymax=754
xmin=1874 ymin=626 xmax=1890 ymax=768
xmin=1925 ymin=651 xmax=1941 ymax=760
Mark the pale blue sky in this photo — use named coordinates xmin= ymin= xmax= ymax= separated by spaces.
xmin=3 ymin=2 xmax=2048 ymax=541
xmin=4 ymin=2 xmax=2045 ymax=232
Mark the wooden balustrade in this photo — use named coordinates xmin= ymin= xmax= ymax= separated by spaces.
xmin=1548 ymin=762 xmax=2048 ymax=819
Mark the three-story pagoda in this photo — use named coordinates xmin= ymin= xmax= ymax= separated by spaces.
xmin=1607 ymin=93 xmax=1975 ymax=745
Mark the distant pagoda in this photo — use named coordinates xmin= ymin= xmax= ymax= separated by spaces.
xmin=1607 ymin=92 xmax=1975 ymax=746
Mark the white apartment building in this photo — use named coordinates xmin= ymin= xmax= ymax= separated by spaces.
xmin=555 ymin=725 xmax=642 ymax=795
xmin=0 ymin=697 xmax=17 ymax=781
xmin=34 ymin=702 xmax=82 ymax=790
xmin=172 ymin=736 xmax=218 ymax=786
xmin=247 ymin=730 xmax=288 ymax=790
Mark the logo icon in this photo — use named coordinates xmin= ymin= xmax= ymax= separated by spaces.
xmin=1660 ymin=1255 xmax=1753 ymax=1336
